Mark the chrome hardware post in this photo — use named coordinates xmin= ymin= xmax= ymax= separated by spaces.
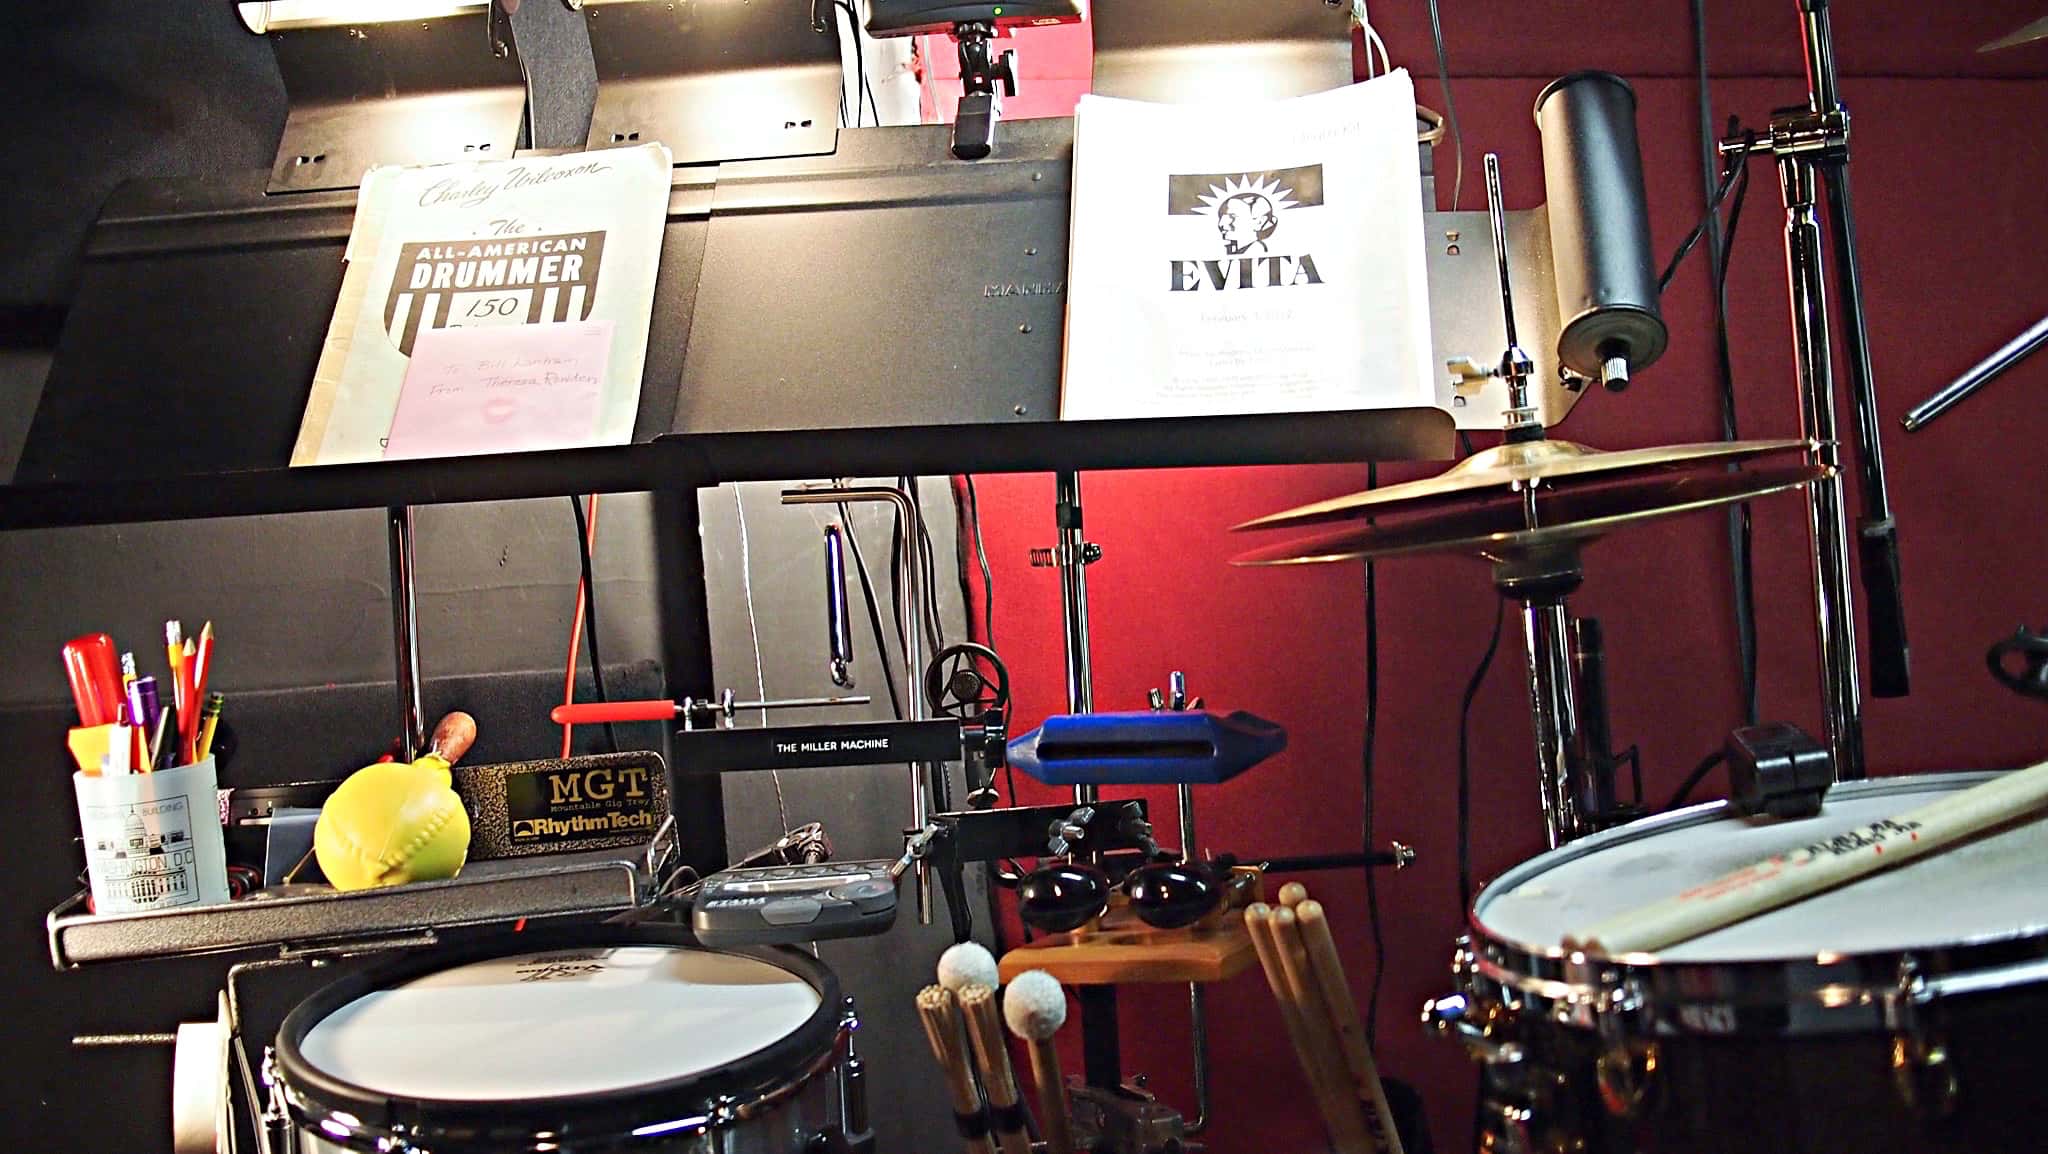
xmin=386 ymin=505 xmax=426 ymax=760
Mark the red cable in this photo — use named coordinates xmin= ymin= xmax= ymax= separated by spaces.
xmin=560 ymin=494 xmax=601 ymax=758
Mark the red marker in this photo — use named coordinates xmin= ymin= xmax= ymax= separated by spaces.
xmin=61 ymin=634 xmax=124 ymax=727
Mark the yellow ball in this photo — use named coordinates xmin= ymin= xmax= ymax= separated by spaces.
xmin=314 ymin=757 xmax=471 ymax=891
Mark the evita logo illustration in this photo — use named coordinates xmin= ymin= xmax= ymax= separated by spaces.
xmin=1165 ymin=165 xmax=1326 ymax=291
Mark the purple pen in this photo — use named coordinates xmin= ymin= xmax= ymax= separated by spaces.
xmin=131 ymin=675 xmax=161 ymax=738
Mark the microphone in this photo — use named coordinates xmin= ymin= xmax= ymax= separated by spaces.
xmin=824 ymin=524 xmax=856 ymax=688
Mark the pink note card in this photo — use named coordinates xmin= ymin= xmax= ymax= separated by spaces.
xmin=382 ymin=321 xmax=614 ymax=461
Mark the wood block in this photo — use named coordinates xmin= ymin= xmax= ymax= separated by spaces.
xmin=997 ymin=907 xmax=1260 ymax=986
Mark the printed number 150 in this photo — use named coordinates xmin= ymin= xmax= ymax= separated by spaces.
xmin=463 ymin=297 xmax=520 ymax=319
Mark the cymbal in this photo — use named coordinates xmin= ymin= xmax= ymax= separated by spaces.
xmin=1982 ymin=14 xmax=2048 ymax=52
xmin=1232 ymin=437 xmax=1812 ymax=532
xmin=1231 ymin=463 xmax=1826 ymax=567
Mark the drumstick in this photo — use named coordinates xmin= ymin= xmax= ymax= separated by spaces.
xmin=1297 ymin=900 xmax=1404 ymax=1154
xmin=1571 ymin=758 xmax=2048 ymax=956
xmin=1002 ymin=970 xmax=1076 ymax=1154
xmin=1277 ymin=881 xmax=1310 ymax=908
xmin=957 ymin=985 xmax=1034 ymax=1154
xmin=917 ymin=985 xmax=998 ymax=1154
xmin=1270 ymin=905 xmax=1374 ymax=1153
xmin=1246 ymin=903 xmax=1371 ymax=1154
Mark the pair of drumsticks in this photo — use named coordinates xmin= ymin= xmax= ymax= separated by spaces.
xmin=1246 ymin=882 xmax=1404 ymax=1154
xmin=916 ymin=943 xmax=1076 ymax=1154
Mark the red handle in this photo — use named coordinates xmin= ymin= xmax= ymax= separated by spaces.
xmin=551 ymin=700 xmax=679 ymax=724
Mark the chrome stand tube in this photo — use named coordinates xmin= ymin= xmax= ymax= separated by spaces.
xmin=1056 ymin=470 xmax=1096 ymax=786
xmin=386 ymin=505 xmax=426 ymax=760
xmin=1519 ymin=599 xmax=1585 ymax=847
xmin=1177 ymin=778 xmax=1209 ymax=1132
xmin=781 ymin=485 xmax=932 ymax=923
xmin=1778 ymin=156 xmax=1865 ymax=780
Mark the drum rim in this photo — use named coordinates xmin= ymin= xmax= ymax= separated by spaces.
xmin=1471 ymin=771 xmax=2011 ymax=954
xmin=274 ymin=923 xmax=843 ymax=1147
xmin=1462 ymin=771 xmax=2048 ymax=1035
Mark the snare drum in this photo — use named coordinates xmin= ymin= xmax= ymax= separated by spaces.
xmin=1429 ymin=772 xmax=2048 ymax=1153
xmin=272 ymin=927 xmax=870 ymax=1153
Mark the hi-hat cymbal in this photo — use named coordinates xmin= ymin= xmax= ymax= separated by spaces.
xmin=1232 ymin=437 xmax=1812 ymax=532
xmin=1982 ymin=13 xmax=2048 ymax=52
xmin=1231 ymin=463 xmax=1826 ymax=567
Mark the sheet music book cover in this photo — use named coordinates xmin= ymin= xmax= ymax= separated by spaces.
xmin=290 ymin=143 xmax=672 ymax=466
xmin=1060 ymin=72 xmax=1437 ymax=421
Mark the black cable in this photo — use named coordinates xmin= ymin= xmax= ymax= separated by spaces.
xmin=905 ymin=477 xmax=945 ymax=652
xmin=568 ymin=496 xmax=620 ymax=754
xmin=834 ymin=2 xmax=874 ymax=127
xmin=1657 ymin=158 xmax=1744 ymax=293
xmin=949 ymin=479 xmax=977 ymax=648
xmin=1360 ymin=464 xmax=1386 ymax=1050
xmin=1666 ymin=748 xmax=1728 ymax=811
xmin=1424 ymin=0 xmax=1466 ymax=210
xmin=1690 ymin=4 xmax=1761 ymax=728
xmin=838 ymin=502 xmax=904 ymax=719
xmin=962 ymin=475 xmax=996 ymax=648
xmin=1457 ymin=598 xmax=1505 ymax=917
xmin=1718 ymin=139 xmax=1761 ymax=726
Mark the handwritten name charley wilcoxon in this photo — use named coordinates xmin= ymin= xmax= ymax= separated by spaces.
xmin=417 ymin=159 xmax=614 ymax=210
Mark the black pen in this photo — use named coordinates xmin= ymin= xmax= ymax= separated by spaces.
xmin=150 ymin=704 xmax=176 ymax=770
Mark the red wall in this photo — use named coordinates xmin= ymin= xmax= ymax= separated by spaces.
xmin=932 ymin=6 xmax=2048 ymax=1149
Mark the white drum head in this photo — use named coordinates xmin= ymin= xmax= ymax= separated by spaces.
xmin=1479 ymin=773 xmax=2048 ymax=962
xmin=297 ymin=945 xmax=822 ymax=1100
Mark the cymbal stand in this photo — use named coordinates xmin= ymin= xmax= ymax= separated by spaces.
xmin=1473 ymin=154 xmax=1616 ymax=847
xmin=1718 ymin=0 xmax=1915 ymax=782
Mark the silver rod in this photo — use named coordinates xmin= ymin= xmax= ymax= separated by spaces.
xmin=1179 ymin=775 xmax=1208 ymax=1132
xmin=1187 ymin=981 xmax=1211 ymax=1133
xmin=782 ymin=485 xmax=931 ymax=922
xmin=1520 ymin=600 xmax=1585 ymax=846
xmin=72 ymin=1033 xmax=177 ymax=1047
xmin=1055 ymin=471 xmax=1097 ymax=805
xmin=1483 ymin=153 xmax=1538 ymax=429
xmin=387 ymin=505 xmax=426 ymax=761
xmin=728 ymin=694 xmax=873 ymax=712
xmin=1902 ymin=314 xmax=2048 ymax=431
xmin=1484 ymin=154 xmax=1519 ymax=354
xmin=1778 ymin=157 xmax=1865 ymax=780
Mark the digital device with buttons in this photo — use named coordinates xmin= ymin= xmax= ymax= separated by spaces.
xmin=690 ymin=859 xmax=903 ymax=947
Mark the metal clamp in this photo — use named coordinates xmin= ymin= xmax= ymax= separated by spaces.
xmin=1030 ymin=542 xmax=1103 ymax=568
xmin=1048 ymin=806 xmax=1097 ymax=857
xmin=677 ymin=689 xmax=872 ymax=730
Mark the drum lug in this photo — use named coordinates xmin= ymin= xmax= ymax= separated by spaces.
xmin=257 ymin=1046 xmax=297 ymax=1154
xmin=1593 ymin=976 xmax=1656 ymax=1119
xmin=1449 ymin=935 xmax=1479 ymax=990
xmin=1883 ymin=955 xmax=1960 ymax=1122
xmin=1422 ymin=992 xmax=1525 ymax=1067
xmin=840 ymin=998 xmax=873 ymax=1148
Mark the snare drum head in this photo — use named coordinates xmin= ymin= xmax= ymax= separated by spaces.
xmin=1478 ymin=773 xmax=2048 ymax=962
xmin=296 ymin=944 xmax=822 ymax=1100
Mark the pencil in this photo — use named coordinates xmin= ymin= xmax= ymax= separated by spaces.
xmin=197 ymin=693 xmax=224 ymax=761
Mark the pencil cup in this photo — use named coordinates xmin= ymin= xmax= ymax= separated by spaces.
xmin=73 ymin=758 xmax=231 ymax=915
